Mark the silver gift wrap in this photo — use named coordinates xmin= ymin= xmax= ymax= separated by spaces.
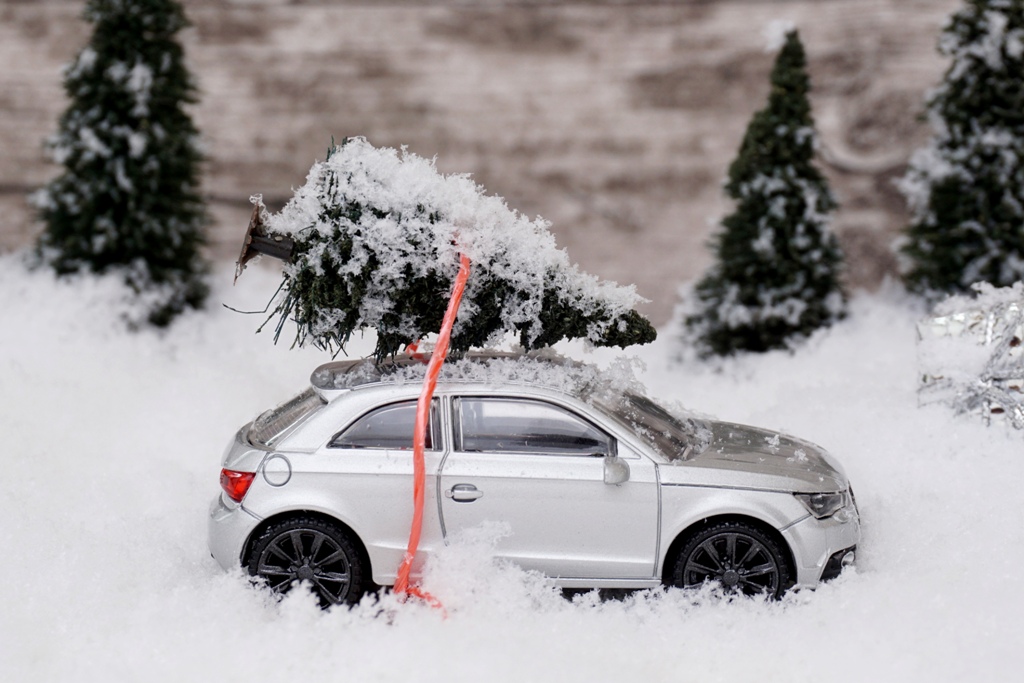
xmin=917 ymin=284 xmax=1024 ymax=430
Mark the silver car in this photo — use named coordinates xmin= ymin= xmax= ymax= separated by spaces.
xmin=209 ymin=353 xmax=859 ymax=607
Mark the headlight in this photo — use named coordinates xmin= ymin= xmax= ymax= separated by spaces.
xmin=794 ymin=490 xmax=851 ymax=519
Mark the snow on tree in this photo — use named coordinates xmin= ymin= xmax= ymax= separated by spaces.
xmin=33 ymin=0 xmax=208 ymax=327
xmin=685 ymin=30 xmax=845 ymax=357
xmin=900 ymin=0 xmax=1024 ymax=296
xmin=243 ymin=137 xmax=656 ymax=362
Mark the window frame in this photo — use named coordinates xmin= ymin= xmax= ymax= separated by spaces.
xmin=328 ymin=398 xmax=442 ymax=451
xmin=452 ymin=396 xmax=615 ymax=457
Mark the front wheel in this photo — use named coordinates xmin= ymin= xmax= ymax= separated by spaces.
xmin=670 ymin=521 xmax=792 ymax=598
xmin=247 ymin=517 xmax=367 ymax=608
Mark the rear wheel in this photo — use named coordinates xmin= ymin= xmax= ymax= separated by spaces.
xmin=670 ymin=521 xmax=791 ymax=598
xmin=247 ymin=517 xmax=366 ymax=608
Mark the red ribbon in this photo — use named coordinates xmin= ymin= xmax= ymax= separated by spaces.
xmin=392 ymin=253 xmax=471 ymax=613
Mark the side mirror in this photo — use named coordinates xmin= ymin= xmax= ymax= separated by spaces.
xmin=603 ymin=454 xmax=630 ymax=485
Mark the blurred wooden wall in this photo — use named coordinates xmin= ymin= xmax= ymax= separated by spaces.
xmin=0 ymin=0 xmax=959 ymax=323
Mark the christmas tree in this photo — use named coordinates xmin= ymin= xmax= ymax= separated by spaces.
xmin=242 ymin=138 xmax=656 ymax=362
xmin=34 ymin=0 xmax=208 ymax=327
xmin=685 ymin=30 xmax=845 ymax=356
xmin=900 ymin=0 xmax=1024 ymax=296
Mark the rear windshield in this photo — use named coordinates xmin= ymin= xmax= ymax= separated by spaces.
xmin=249 ymin=388 xmax=326 ymax=447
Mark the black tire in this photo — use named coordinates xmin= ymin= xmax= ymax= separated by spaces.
xmin=670 ymin=521 xmax=792 ymax=599
xmin=247 ymin=517 xmax=366 ymax=608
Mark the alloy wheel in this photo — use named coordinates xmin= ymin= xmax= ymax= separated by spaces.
xmin=251 ymin=520 xmax=360 ymax=607
xmin=677 ymin=524 xmax=787 ymax=597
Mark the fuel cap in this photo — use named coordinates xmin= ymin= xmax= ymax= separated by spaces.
xmin=262 ymin=454 xmax=292 ymax=487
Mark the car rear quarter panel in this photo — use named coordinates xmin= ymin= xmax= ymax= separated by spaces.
xmin=221 ymin=428 xmax=269 ymax=472
xmin=240 ymin=449 xmax=446 ymax=587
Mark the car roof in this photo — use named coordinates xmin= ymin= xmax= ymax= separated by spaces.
xmin=309 ymin=350 xmax=625 ymax=401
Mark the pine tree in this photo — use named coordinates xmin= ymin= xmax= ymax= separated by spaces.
xmin=685 ymin=30 xmax=845 ymax=356
xmin=242 ymin=138 xmax=656 ymax=362
xmin=34 ymin=0 xmax=208 ymax=326
xmin=901 ymin=0 xmax=1024 ymax=296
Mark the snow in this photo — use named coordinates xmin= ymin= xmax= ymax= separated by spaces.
xmin=313 ymin=352 xmax=646 ymax=406
xmin=126 ymin=62 xmax=153 ymax=117
xmin=259 ymin=138 xmax=647 ymax=352
xmin=65 ymin=46 xmax=97 ymax=81
xmin=3 ymin=257 xmax=1024 ymax=681
xmin=77 ymin=126 xmax=110 ymax=160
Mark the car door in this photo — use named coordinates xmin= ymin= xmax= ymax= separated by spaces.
xmin=304 ymin=398 xmax=446 ymax=583
xmin=438 ymin=395 xmax=659 ymax=580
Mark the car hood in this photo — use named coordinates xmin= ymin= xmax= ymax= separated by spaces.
xmin=659 ymin=421 xmax=848 ymax=493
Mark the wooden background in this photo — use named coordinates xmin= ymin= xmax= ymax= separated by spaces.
xmin=0 ymin=0 xmax=960 ymax=323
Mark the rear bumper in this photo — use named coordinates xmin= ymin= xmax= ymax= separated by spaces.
xmin=208 ymin=494 xmax=261 ymax=571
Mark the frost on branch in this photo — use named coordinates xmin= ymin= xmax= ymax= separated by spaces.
xmin=917 ymin=282 xmax=1024 ymax=429
xmin=253 ymin=138 xmax=656 ymax=361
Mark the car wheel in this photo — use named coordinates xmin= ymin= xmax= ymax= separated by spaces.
xmin=247 ymin=517 xmax=366 ymax=608
xmin=671 ymin=521 xmax=792 ymax=598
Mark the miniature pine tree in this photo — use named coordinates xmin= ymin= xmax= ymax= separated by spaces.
xmin=900 ymin=0 xmax=1024 ymax=296
xmin=245 ymin=138 xmax=656 ymax=362
xmin=34 ymin=0 xmax=208 ymax=326
xmin=685 ymin=30 xmax=845 ymax=356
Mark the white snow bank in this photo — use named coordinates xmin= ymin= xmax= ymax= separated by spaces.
xmin=2 ymin=259 xmax=1023 ymax=682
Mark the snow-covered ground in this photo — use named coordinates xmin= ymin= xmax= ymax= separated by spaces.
xmin=2 ymin=257 xmax=1022 ymax=682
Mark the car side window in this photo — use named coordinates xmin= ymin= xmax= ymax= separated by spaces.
xmin=456 ymin=397 xmax=612 ymax=456
xmin=329 ymin=399 xmax=440 ymax=450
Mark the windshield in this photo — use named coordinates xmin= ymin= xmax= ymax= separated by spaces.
xmin=249 ymin=388 xmax=326 ymax=447
xmin=594 ymin=391 xmax=712 ymax=461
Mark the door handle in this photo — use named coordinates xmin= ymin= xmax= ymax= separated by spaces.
xmin=446 ymin=483 xmax=483 ymax=502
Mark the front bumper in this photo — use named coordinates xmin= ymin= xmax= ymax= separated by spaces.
xmin=820 ymin=545 xmax=857 ymax=582
xmin=781 ymin=507 xmax=861 ymax=588
xmin=208 ymin=494 xmax=262 ymax=571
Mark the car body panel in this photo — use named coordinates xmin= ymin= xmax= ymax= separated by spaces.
xmin=208 ymin=355 xmax=861 ymax=593
xmin=221 ymin=428 xmax=270 ymax=472
xmin=438 ymin=443 xmax=660 ymax=579
xmin=658 ymin=422 xmax=847 ymax=493
xmin=208 ymin=493 xmax=261 ymax=570
xmin=241 ymin=450 xmax=448 ymax=586
xmin=782 ymin=509 xmax=861 ymax=586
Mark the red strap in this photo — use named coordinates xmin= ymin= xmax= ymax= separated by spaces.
xmin=392 ymin=253 xmax=471 ymax=611
xmin=404 ymin=341 xmax=429 ymax=363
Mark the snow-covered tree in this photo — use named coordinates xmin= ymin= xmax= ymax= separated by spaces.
xmin=900 ymin=0 xmax=1024 ymax=296
xmin=685 ymin=30 xmax=845 ymax=356
xmin=34 ymin=0 xmax=208 ymax=327
xmin=245 ymin=137 xmax=656 ymax=362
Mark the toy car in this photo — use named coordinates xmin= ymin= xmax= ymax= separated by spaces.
xmin=208 ymin=353 xmax=859 ymax=606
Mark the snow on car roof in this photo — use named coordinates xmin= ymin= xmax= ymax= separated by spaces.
xmin=310 ymin=350 xmax=645 ymax=400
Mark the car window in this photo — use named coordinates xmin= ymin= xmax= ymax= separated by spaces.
xmin=592 ymin=391 xmax=712 ymax=461
xmin=456 ymin=397 xmax=612 ymax=456
xmin=329 ymin=399 xmax=440 ymax=450
xmin=250 ymin=388 xmax=326 ymax=447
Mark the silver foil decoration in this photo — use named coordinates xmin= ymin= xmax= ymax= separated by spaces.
xmin=917 ymin=283 xmax=1024 ymax=430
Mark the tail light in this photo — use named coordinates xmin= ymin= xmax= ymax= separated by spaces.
xmin=220 ymin=469 xmax=255 ymax=503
